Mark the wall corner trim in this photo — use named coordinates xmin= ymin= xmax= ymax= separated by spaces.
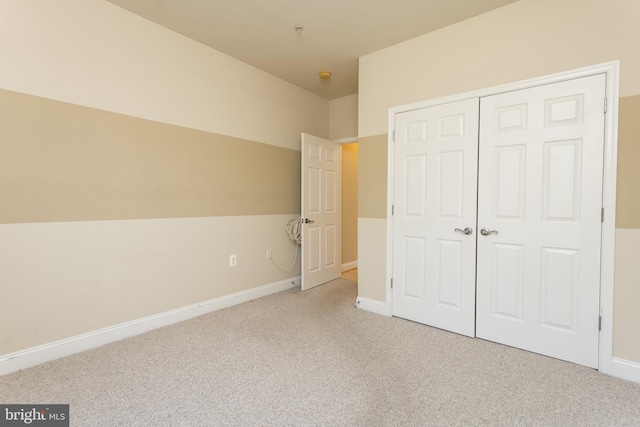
xmin=355 ymin=296 xmax=388 ymax=316
xmin=0 ymin=277 xmax=299 ymax=376
xmin=611 ymin=358 xmax=640 ymax=384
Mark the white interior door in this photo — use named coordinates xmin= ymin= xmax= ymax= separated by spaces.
xmin=301 ymin=133 xmax=341 ymax=291
xmin=476 ymin=74 xmax=606 ymax=368
xmin=392 ymin=99 xmax=479 ymax=337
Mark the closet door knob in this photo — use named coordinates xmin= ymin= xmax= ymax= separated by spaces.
xmin=454 ymin=227 xmax=473 ymax=235
xmin=480 ymin=228 xmax=498 ymax=236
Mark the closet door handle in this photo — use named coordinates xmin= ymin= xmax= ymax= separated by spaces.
xmin=480 ymin=228 xmax=498 ymax=236
xmin=454 ymin=227 xmax=473 ymax=235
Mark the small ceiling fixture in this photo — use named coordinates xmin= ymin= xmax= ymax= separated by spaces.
xmin=294 ymin=25 xmax=304 ymax=33
xmin=319 ymin=71 xmax=332 ymax=80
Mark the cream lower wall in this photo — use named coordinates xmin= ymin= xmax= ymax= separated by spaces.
xmin=357 ymin=218 xmax=387 ymax=302
xmin=613 ymin=229 xmax=640 ymax=362
xmin=0 ymin=214 xmax=301 ymax=355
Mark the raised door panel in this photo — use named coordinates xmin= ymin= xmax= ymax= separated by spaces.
xmin=490 ymin=243 xmax=524 ymax=321
xmin=324 ymin=224 xmax=337 ymax=268
xmin=436 ymin=239 xmax=463 ymax=309
xmin=540 ymin=248 xmax=579 ymax=331
xmin=493 ymin=145 xmax=526 ymax=221
xmin=543 ymin=139 xmax=582 ymax=222
xmin=404 ymin=155 xmax=427 ymax=217
xmin=307 ymin=167 xmax=321 ymax=214
xmin=403 ymin=237 xmax=426 ymax=300
xmin=438 ymin=151 xmax=464 ymax=219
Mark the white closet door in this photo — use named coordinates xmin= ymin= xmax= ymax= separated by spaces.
xmin=476 ymin=74 xmax=606 ymax=368
xmin=392 ymin=99 xmax=479 ymax=337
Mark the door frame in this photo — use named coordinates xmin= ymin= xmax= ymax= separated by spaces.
xmin=335 ymin=136 xmax=359 ymax=274
xmin=385 ymin=61 xmax=620 ymax=374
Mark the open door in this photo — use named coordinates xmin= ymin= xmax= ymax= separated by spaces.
xmin=301 ymin=133 xmax=341 ymax=290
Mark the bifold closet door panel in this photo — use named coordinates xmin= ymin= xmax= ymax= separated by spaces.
xmin=392 ymin=98 xmax=479 ymax=337
xmin=475 ymin=74 xmax=606 ymax=368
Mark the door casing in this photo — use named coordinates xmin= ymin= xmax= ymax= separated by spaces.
xmin=385 ymin=61 xmax=620 ymax=374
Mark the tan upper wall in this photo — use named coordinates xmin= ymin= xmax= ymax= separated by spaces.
xmin=0 ymin=0 xmax=328 ymax=150
xmin=616 ymin=95 xmax=640 ymax=229
xmin=330 ymin=94 xmax=358 ymax=140
xmin=359 ymin=0 xmax=640 ymax=137
xmin=0 ymin=89 xmax=300 ymax=224
xmin=358 ymin=135 xmax=388 ymax=219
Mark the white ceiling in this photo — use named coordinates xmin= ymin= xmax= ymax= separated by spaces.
xmin=105 ymin=0 xmax=518 ymax=100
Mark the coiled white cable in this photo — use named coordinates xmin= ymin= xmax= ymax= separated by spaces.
xmin=285 ymin=217 xmax=304 ymax=244
xmin=270 ymin=218 xmax=304 ymax=272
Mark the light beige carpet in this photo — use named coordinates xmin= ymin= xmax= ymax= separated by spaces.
xmin=1 ymin=278 xmax=639 ymax=426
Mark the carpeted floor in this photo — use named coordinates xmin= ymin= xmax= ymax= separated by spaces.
xmin=1 ymin=278 xmax=639 ymax=426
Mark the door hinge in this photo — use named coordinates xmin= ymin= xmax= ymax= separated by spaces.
xmin=391 ymin=278 xmax=394 ymax=289
xmin=601 ymin=207 xmax=604 ymax=223
xmin=392 ymin=130 xmax=396 ymax=142
xmin=392 ymin=204 xmax=395 ymax=215
xmin=604 ymin=97 xmax=607 ymax=114
xmin=599 ymin=315 xmax=602 ymax=331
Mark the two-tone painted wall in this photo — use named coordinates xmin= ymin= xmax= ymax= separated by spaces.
xmin=0 ymin=0 xmax=329 ymax=361
xmin=358 ymin=0 xmax=640 ymax=375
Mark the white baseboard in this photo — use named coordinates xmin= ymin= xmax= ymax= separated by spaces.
xmin=355 ymin=296 xmax=388 ymax=316
xmin=341 ymin=260 xmax=358 ymax=272
xmin=0 ymin=277 xmax=300 ymax=376
xmin=611 ymin=357 xmax=640 ymax=384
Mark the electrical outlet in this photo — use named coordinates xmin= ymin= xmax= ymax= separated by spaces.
xmin=229 ymin=254 xmax=237 ymax=267
xmin=266 ymin=249 xmax=272 ymax=260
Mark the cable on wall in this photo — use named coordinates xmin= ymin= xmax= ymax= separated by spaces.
xmin=285 ymin=217 xmax=303 ymax=244
xmin=270 ymin=218 xmax=304 ymax=272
